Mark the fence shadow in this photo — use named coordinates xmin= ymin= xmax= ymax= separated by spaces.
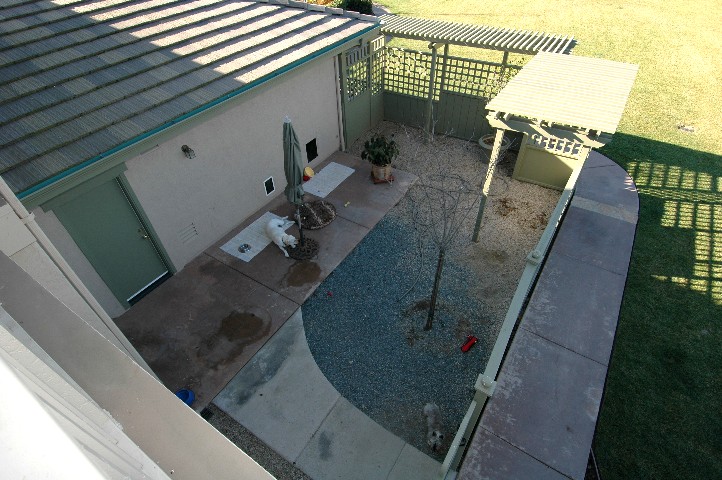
xmin=595 ymin=133 xmax=722 ymax=479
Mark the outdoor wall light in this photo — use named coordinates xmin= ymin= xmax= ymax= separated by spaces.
xmin=181 ymin=145 xmax=196 ymax=159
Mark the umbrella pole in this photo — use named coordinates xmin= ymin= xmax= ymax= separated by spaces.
xmin=295 ymin=203 xmax=305 ymax=245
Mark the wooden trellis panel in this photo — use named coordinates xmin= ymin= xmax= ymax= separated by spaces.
xmin=342 ymin=36 xmax=385 ymax=146
xmin=382 ymin=47 xmax=521 ymax=139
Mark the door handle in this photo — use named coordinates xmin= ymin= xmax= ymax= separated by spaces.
xmin=137 ymin=228 xmax=149 ymax=239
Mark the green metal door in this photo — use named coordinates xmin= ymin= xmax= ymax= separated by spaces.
xmin=54 ymin=177 xmax=169 ymax=306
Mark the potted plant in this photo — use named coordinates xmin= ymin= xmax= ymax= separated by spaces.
xmin=361 ymin=134 xmax=399 ymax=182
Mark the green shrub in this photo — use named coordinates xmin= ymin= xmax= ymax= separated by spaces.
xmin=306 ymin=0 xmax=373 ymax=14
xmin=344 ymin=0 xmax=373 ymax=14
xmin=361 ymin=134 xmax=399 ymax=166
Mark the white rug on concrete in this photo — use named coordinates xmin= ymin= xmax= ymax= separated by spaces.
xmin=221 ymin=212 xmax=290 ymax=262
xmin=303 ymin=162 xmax=355 ymax=198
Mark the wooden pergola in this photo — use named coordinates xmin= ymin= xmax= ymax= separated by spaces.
xmin=380 ymin=15 xmax=576 ymax=55
xmin=379 ymin=15 xmax=576 ymax=135
xmin=472 ymin=51 xmax=639 ymax=240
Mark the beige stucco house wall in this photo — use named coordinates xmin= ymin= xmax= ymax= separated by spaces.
xmin=31 ymin=53 xmax=344 ymax=316
xmin=124 ymin=55 xmax=341 ymax=270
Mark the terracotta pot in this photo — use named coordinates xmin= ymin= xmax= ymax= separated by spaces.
xmin=371 ymin=163 xmax=392 ymax=181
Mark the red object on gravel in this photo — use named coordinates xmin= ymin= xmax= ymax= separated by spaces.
xmin=461 ymin=335 xmax=478 ymax=352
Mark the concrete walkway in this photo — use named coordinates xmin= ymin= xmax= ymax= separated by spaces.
xmin=117 ymin=147 xmax=635 ymax=479
xmin=214 ymin=309 xmax=440 ymax=480
xmin=457 ymin=151 xmax=639 ymax=479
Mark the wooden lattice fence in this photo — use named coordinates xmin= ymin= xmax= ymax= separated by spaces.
xmin=383 ymin=47 xmax=522 ymax=140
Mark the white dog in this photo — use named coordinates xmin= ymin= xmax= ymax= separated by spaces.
xmin=265 ymin=217 xmax=298 ymax=258
xmin=423 ymin=403 xmax=445 ymax=452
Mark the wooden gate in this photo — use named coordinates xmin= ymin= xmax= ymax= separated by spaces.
xmin=340 ymin=36 xmax=385 ymax=147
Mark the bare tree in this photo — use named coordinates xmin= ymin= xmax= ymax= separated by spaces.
xmin=405 ymin=148 xmax=483 ymax=331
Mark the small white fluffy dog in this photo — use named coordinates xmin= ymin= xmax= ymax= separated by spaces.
xmin=265 ymin=217 xmax=298 ymax=257
xmin=423 ymin=403 xmax=445 ymax=452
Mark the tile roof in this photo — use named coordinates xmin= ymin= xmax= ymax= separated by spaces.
xmin=0 ymin=0 xmax=378 ymax=195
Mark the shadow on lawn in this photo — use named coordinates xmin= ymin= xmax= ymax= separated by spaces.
xmin=594 ymin=134 xmax=722 ymax=479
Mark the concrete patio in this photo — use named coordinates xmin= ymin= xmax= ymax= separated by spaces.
xmin=116 ymin=150 xmax=416 ymax=410
xmin=115 ymin=150 xmax=442 ymax=479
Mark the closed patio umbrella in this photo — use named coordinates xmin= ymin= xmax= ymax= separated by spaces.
xmin=283 ymin=116 xmax=305 ymax=244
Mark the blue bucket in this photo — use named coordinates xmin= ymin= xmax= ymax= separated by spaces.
xmin=175 ymin=389 xmax=195 ymax=406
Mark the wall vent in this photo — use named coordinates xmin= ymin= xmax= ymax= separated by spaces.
xmin=264 ymin=176 xmax=275 ymax=196
xmin=306 ymin=139 xmax=318 ymax=162
xmin=179 ymin=222 xmax=199 ymax=244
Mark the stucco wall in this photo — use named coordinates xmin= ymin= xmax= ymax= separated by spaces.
xmin=0 ymin=254 xmax=275 ymax=480
xmin=125 ymin=55 xmax=342 ymax=270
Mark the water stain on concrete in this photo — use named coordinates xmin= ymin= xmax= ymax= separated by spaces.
xmin=318 ymin=431 xmax=333 ymax=460
xmin=198 ymin=309 xmax=271 ymax=368
xmin=219 ymin=311 xmax=264 ymax=340
xmin=284 ymin=261 xmax=321 ymax=287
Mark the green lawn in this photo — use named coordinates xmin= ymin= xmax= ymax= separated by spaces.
xmin=378 ymin=1 xmax=722 ymax=478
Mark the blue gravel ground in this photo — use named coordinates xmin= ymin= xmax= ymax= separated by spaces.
xmin=302 ymin=210 xmax=500 ymax=460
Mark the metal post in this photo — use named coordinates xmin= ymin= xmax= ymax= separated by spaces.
xmin=295 ymin=203 xmax=305 ymax=245
xmin=472 ymin=128 xmax=506 ymax=242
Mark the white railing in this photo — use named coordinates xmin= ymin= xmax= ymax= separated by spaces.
xmin=438 ymin=165 xmax=583 ymax=479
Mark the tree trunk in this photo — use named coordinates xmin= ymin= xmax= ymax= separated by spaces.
xmin=425 ymin=248 xmax=446 ymax=331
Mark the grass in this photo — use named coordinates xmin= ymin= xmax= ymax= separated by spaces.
xmin=377 ymin=1 xmax=722 ymax=478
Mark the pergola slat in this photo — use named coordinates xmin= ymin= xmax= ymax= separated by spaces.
xmin=516 ymin=31 xmax=541 ymax=50
xmin=380 ymin=14 xmax=576 ymax=54
xmin=487 ymin=52 xmax=639 ymax=133
xmin=466 ymin=25 xmax=494 ymax=44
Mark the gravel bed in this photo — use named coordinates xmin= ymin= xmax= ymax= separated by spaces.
xmin=302 ymin=122 xmax=560 ymax=460
xmin=204 ymin=404 xmax=311 ymax=480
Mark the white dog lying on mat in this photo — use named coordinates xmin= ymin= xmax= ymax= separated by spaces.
xmin=265 ymin=217 xmax=298 ymax=258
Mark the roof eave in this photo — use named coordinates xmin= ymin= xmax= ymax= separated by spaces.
xmin=17 ymin=21 xmax=381 ymax=206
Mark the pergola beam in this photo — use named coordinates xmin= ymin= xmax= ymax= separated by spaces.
xmin=486 ymin=111 xmax=611 ymax=148
xmin=380 ymin=14 xmax=576 ymax=55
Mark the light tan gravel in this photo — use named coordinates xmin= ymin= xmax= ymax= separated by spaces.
xmin=349 ymin=121 xmax=560 ymax=323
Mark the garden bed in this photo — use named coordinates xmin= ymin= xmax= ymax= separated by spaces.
xmin=302 ymin=122 xmax=559 ymax=458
